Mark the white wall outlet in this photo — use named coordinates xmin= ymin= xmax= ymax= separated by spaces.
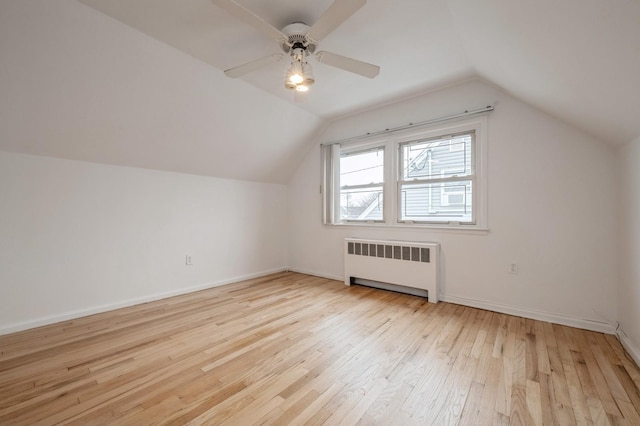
xmin=186 ymin=255 xmax=192 ymax=266
xmin=508 ymin=263 xmax=519 ymax=274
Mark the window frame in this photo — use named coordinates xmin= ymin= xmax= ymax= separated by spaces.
xmin=322 ymin=116 xmax=488 ymax=231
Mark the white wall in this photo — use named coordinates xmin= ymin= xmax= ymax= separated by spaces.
xmin=0 ymin=151 xmax=287 ymax=334
xmin=617 ymin=136 xmax=640 ymax=363
xmin=287 ymin=79 xmax=618 ymax=332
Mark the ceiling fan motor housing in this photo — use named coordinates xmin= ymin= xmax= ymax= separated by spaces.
xmin=280 ymin=22 xmax=316 ymax=54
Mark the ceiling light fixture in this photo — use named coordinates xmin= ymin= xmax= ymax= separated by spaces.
xmin=288 ymin=61 xmax=304 ymax=84
xmin=285 ymin=47 xmax=315 ymax=92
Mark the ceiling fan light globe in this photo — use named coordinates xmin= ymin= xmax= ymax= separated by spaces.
xmin=303 ymin=75 xmax=315 ymax=85
xmin=284 ymin=79 xmax=297 ymax=90
xmin=296 ymin=84 xmax=309 ymax=92
xmin=289 ymin=73 xmax=304 ymax=84
xmin=302 ymin=63 xmax=315 ymax=86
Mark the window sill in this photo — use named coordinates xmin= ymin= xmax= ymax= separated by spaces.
xmin=326 ymin=222 xmax=490 ymax=235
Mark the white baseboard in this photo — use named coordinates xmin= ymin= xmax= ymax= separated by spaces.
xmin=442 ymin=294 xmax=616 ymax=334
xmin=617 ymin=328 xmax=640 ymax=367
xmin=288 ymin=269 xmax=617 ymax=334
xmin=286 ymin=267 xmax=343 ymax=282
xmin=0 ymin=267 xmax=287 ymax=336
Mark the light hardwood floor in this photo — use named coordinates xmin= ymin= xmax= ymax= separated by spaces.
xmin=1 ymin=272 xmax=639 ymax=425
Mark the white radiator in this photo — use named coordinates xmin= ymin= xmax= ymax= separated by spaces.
xmin=344 ymin=238 xmax=440 ymax=303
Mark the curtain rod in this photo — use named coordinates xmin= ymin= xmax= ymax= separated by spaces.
xmin=322 ymin=105 xmax=494 ymax=146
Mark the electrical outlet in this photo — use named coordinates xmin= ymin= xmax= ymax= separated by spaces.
xmin=186 ymin=255 xmax=192 ymax=266
xmin=508 ymin=263 xmax=519 ymax=274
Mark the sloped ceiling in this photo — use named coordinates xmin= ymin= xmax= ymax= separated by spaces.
xmin=1 ymin=0 xmax=639 ymax=185
xmin=76 ymin=0 xmax=474 ymax=119
xmin=76 ymin=0 xmax=640 ymax=146
xmin=448 ymin=0 xmax=640 ymax=145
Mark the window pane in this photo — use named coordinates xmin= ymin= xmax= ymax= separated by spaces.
xmin=400 ymin=180 xmax=472 ymax=222
xmin=340 ymin=148 xmax=384 ymax=187
xmin=340 ymin=187 xmax=383 ymax=221
xmin=402 ymin=134 xmax=472 ymax=180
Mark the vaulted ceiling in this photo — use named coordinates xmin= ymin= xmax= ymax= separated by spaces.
xmin=1 ymin=0 xmax=639 ymax=183
xmin=77 ymin=0 xmax=640 ymax=145
xmin=77 ymin=0 xmax=475 ymax=120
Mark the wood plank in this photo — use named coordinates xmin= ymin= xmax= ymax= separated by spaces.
xmin=525 ymin=379 xmax=543 ymax=426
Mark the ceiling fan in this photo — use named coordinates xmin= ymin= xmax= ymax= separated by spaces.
xmin=211 ymin=0 xmax=380 ymax=93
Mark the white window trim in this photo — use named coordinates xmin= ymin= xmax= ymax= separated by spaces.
xmin=322 ymin=115 xmax=488 ymax=231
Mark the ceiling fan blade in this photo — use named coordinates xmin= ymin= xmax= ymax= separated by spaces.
xmin=211 ymin=0 xmax=286 ymax=42
xmin=306 ymin=0 xmax=366 ymax=42
xmin=224 ymin=53 xmax=284 ymax=78
xmin=315 ymin=51 xmax=380 ymax=78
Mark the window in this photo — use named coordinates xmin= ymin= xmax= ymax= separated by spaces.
xmin=339 ymin=147 xmax=384 ymax=221
xmin=399 ymin=133 xmax=474 ymax=223
xmin=322 ymin=116 xmax=487 ymax=229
